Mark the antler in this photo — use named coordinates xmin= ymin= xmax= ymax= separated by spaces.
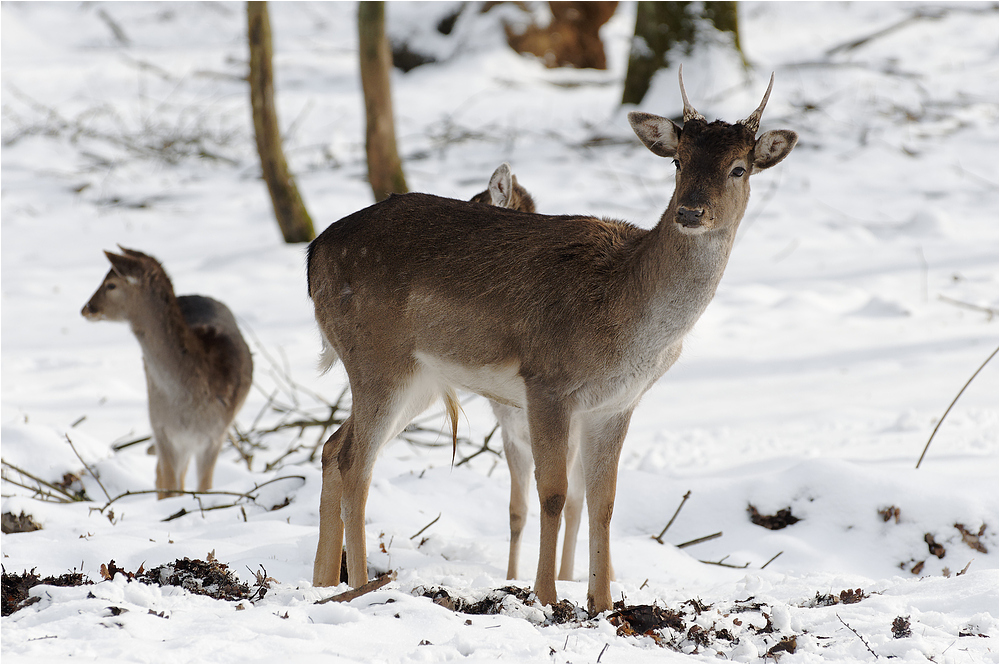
xmin=678 ymin=64 xmax=705 ymax=123
xmin=739 ymin=72 xmax=775 ymax=135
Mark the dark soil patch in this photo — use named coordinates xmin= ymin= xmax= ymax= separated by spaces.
xmin=417 ymin=585 xmax=585 ymax=624
xmin=748 ymin=505 xmax=801 ymax=530
xmin=138 ymin=557 xmax=251 ymax=602
xmin=608 ymin=603 xmax=685 ymax=635
xmin=2 ymin=568 xmax=91 ymax=616
xmin=2 ymin=511 xmax=42 ymax=534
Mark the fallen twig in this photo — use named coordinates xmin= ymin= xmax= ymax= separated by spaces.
xmin=676 ymin=531 xmax=722 ymax=549
xmin=916 ymin=346 xmax=998 ymax=468
xmin=1 ymin=458 xmax=83 ymax=503
xmin=66 ymin=434 xmax=111 ymax=502
xmin=698 ymin=555 xmax=749 ymax=569
xmin=652 ymin=490 xmax=691 ymax=544
xmin=99 ymin=474 xmax=306 ymax=513
xmin=97 ymin=8 xmax=131 ymax=46
xmin=314 ymin=571 xmax=395 ymax=605
xmin=937 ymin=294 xmax=998 ymax=321
xmin=110 ymin=434 xmax=151 ymax=452
xmin=760 ymin=551 xmax=784 ymax=570
xmin=410 ymin=513 xmax=441 ymax=540
xmin=825 ymin=9 xmax=942 ymax=57
xmin=837 ymin=613 xmax=878 ymax=659
xmin=455 ymin=424 xmax=500 ymax=467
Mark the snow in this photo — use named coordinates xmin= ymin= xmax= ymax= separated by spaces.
xmin=2 ymin=1 xmax=997 ymax=662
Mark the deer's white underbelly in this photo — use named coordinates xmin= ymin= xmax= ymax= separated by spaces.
xmin=414 ymin=351 xmax=527 ymax=407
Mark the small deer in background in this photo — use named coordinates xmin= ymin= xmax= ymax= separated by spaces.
xmin=472 ymin=162 xmax=590 ymax=584
xmin=308 ymin=68 xmax=796 ymax=614
xmin=82 ymin=248 xmax=253 ymax=499
xmin=469 ymin=162 xmax=536 ymax=214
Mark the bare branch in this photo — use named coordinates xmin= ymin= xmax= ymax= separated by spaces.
xmin=652 ymin=490 xmax=691 ymax=544
xmin=837 ymin=614 xmax=878 ymax=659
xmin=410 ymin=513 xmax=441 ymax=540
xmin=66 ymin=434 xmax=111 ymax=502
xmin=314 ymin=571 xmax=395 ymax=605
xmin=1 ymin=458 xmax=82 ymax=502
xmin=676 ymin=531 xmax=722 ymax=549
xmin=916 ymin=347 xmax=998 ymax=468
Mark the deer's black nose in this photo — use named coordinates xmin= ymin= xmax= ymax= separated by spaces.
xmin=676 ymin=206 xmax=705 ymax=227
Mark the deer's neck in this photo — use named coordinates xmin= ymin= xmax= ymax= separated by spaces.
xmin=128 ymin=290 xmax=205 ymax=397
xmin=628 ymin=211 xmax=739 ymax=343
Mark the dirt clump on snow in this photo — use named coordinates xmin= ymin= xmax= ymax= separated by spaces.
xmin=2 ymin=511 xmax=42 ymax=534
xmin=2 ymin=568 xmax=91 ymax=616
xmin=747 ymin=504 xmax=801 ymax=530
xmin=138 ymin=556 xmax=251 ymax=602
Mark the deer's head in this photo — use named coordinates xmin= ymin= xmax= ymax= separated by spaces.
xmin=81 ymin=247 xmax=168 ymax=322
xmin=629 ymin=68 xmax=797 ymax=235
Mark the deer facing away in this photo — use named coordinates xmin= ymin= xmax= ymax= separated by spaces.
xmin=308 ymin=69 xmax=797 ymax=614
xmin=82 ymin=248 xmax=253 ymax=499
xmin=472 ymin=162 xmax=591 ymax=584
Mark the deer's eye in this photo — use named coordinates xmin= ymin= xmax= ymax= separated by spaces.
xmin=730 ymin=166 xmax=746 ymax=178
xmin=672 ymin=159 xmax=681 ymax=169
xmin=106 ymin=283 xmax=117 ymax=291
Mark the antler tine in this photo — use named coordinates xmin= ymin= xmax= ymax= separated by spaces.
xmin=678 ymin=64 xmax=705 ymax=123
xmin=740 ymin=72 xmax=775 ymax=135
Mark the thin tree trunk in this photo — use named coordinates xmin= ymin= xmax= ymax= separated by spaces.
xmin=621 ymin=1 xmax=743 ymax=106
xmin=247 ymin=1 xmax=315 ymax=243
xmin=358 ymin=1 xmax=407 ymax=202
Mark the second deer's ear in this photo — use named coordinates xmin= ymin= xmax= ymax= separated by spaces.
xmin=629 ymin=112 xmax=682 ymax=158
xmin=488 ymin=162 xmax=513 ymax=208
xmin=104 ymin=250 xmax=144 ymax=283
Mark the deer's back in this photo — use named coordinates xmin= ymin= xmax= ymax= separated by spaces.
xmin=177 ymin=295 xmax=253 ymax=413
xmin=308 ymin=193 xmax=642 ymax=324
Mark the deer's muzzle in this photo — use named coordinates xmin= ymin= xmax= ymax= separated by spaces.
xmin=676 ymin=206 xmax=705 ymax=228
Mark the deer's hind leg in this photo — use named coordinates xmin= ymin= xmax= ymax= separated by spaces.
xmin=195 ymin=432 xmax=226 ymax=493
xmin=153 ymin=425 xmax=186 ymax=500
xmin=493 ymin=402 xmax=533 ymax=580
xmin=337 ymin=368 xmax=442 ymax=588
xmin=559 ymin=430 xmax=584 ymax=581
xmin=314 ymin=419 xmax=351 ymax=587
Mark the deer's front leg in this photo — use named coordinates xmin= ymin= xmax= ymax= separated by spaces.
xmin=581 ymin=411 xmax=632 ymax=615
xmin=526 ymin=397 xmax=572 ymax=607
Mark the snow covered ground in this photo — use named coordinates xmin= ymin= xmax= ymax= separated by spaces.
xmin=2 ymin=1 xmax=997 ymax=662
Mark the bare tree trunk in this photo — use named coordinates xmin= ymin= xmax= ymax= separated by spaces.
xmin=358 ymin=1 xmax=407 ymax=202
xmin=622 ymin=1 xmax=743 ymax=106
xmin=247 ymin=1 xmax=315 ymax=243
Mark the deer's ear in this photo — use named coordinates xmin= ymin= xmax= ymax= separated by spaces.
xmin=104 ymin=250 xmax=144 ymax=283
xmin=629 ymin=112 xmax=682 ymax=158
xmin=488 ymin=162 xmax=513 ymax=208
xmin=751 ymin=129 xmax=798 ymax=174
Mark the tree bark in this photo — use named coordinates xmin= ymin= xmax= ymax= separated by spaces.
xmin=358 ymin=1 xmax=407 ymax=202
xmin=621 ymin=1 xmax=742 ymax=106
xmin=247 ymin=1 xmax=315 ymax=243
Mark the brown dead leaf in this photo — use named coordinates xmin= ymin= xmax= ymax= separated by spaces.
xmin=955 ymin=523 xmax=988 ymax=553
xmin=924 ymin=533 xmax=946 ymax=559
xmin=878 ymin=506 xmax=901 ymax=523
xmin=766 ymin=635 xmax=797 ymax=657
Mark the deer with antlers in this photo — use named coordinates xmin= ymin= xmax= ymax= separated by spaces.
xmin=308 ymin=69 xmax=797 ymax=614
